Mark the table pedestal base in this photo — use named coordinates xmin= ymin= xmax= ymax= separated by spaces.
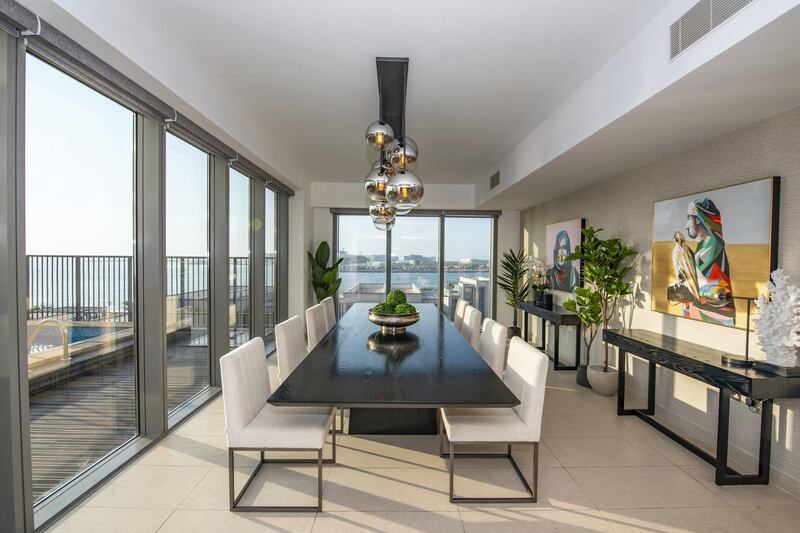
xmin=348 ymin=408 xmax=437 ymax=435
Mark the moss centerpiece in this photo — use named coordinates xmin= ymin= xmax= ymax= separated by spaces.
xmin=368 ymin=290 xmax=420 ymax=335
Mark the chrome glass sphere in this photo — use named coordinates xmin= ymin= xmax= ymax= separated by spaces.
xmin=386 ymin=171 xmax=424 ymax=213
xmin=365 ymin=121 xmax=394 ymax=151
xmin=369 ymin=201 xmax=396 ymax=231
xmin=386 ymin=137 xmax=418 ymax=171
xmin=364 ymin=166 xmax=392 ymax=202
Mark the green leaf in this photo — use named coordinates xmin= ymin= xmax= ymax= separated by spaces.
xmin=315 ymin=241 xmax=330 ymax=267
xmin=327 ymin=279 xmax=341 ymax=296
xmin=314 ymin=286 xmax=327 ymax=302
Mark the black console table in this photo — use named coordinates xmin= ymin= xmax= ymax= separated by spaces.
xmin=518 ymin=302 xmax=581 ymax=370
xmin=604 ymin=328 xmax=800 ymax=486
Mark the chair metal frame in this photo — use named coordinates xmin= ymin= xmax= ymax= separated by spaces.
xmin=438 ymin=412 xmax=538 ymax=504
xmin=228 ymin=417 xmax=337 ymax=512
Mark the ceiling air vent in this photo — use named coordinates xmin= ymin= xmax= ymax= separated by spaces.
xmin=670 ymin=0 xmax=753 ymax=59
xmin=489 ymin=171 xmax=500 ymax=190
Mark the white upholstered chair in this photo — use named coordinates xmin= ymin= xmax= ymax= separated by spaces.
xmin=460 ymin=305 xmax=482 ymax=350
xmin=220 ymin=337 xmax=336 ymax=512
xmin=453 ymin=298 xmax=468 ymax=332
xmin=306 ymin=302 xmax=329 ymax=350
xmin=275 ymin=315 xmax=306 ymax=384
xmin=321 ymin=296 xmax=336 ymax=331
xmin=439 ymin=337 xmax=548 ymax=503
xmin=479 ymin=317 xmax=508 ymax=377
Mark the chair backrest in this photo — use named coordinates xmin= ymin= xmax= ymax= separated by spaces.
xmin=505 ymin=337 xmax=548 ymax=442
xmin=453 ymin=298 xmax=467 ymax=332
xmin=460 ymin=305 xmax=482 ymax=350
xmin=220 ymin=337 xmax=270 ymax=445
xmin=306 ymin=302 xmax=329 ymax=350
xmin=321 ymin=296 xmax=336 ymax=331
xmin=275 ymin=315 xmax=306 ymax=383
xmin=479 ymin=317 xmax=508 ymax=376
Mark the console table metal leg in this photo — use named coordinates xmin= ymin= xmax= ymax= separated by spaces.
xmin=539 ymin=318 xmax=546 ymax=351
xmin=758 ymin=399 xmax=773 ymax=482
xmin=553 ymin=325 xmax=560 ymax=368
xmin=715 ymin=388 xmax=731 ymax=485
xmin=715 ymin=389 xmax=772 ymax=486
xmin=617 ymin=350 xmax=628 ymax=415
xmin=646 ymin=362 xmax=656 ymax=416
xmin=575 ymin=324 xmax=582 ymax=367
xmin=523 ymin=311 xmax=529 ymax=343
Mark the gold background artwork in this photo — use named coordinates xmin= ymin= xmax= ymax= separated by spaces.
xmin=651 ymin=241 xmax=771 ymax=330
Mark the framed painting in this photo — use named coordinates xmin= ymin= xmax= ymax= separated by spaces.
xmin=651 ymin=176 xmax=780 ymax=329
xmin=544 ymin=218 xmax=584 ymax=293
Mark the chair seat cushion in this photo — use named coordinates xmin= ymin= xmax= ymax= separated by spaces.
xmin=230 ymin=404 xmax=335 ymax=449
xmin=441 ymin=407 xmax=535 ymax=443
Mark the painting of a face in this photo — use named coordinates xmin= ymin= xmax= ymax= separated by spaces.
xmin=544 ymin=219 xmax=583 ymax=293
xmin=652 ymin=177 xmax=778 ymax=330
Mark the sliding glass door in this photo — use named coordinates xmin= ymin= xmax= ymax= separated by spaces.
xmin=390 ymin=216 xmax=440 ymax=307
xmin=334 ymin=212 xmax=496 ymax=318
xmin=25 ymin=54 xmax=138 ymax=503
xmin=229 ymin=169 xmax=251 ymax=347
xmin=165 ymin=133 xmax=210 ymax=412
xmin=443 ymin=217 xmax=494 ymax=320
xmin=265 ymin=189 xmax=278 ymax=344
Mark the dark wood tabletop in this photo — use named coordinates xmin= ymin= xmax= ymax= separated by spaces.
xmin=268 ymin=303 xmax=520 ymax=409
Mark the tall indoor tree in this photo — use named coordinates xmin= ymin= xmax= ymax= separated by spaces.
xmin=497 ymin=248 xmax=531 ymax=336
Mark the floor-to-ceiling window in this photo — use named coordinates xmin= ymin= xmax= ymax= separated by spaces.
xmin=390 ymin=216 xmax=440 ymax=307
xmin=25 ymin=54 xmax=138 ymax=503
xmin=229 ymin=169 xmax=251 ymax=347
xmin=265 ymin=188 xmax=277 ymax=344
xmin=336 ymin=215 xmax=388 ymax=315
xmin=334 ymin=212 xmax=496 ymax=317
xmin=443 ymin=217 xmax=494 ymax=320
xmin=165 ymin=133 xmax=210 ymax=412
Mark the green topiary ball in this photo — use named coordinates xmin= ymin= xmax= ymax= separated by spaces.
xmin=386 ymin=289 xmax=407 ymax=306
xmin=394 ymin=303 xmax=417 ymax=315
xmin=371 ymin=302 xmax=395 ymax=315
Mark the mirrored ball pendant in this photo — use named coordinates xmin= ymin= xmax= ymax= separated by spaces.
xmin=386 ymin=136 xmax=418 ymax=171
xmin=364 ymin=166 xmax=392 ymax=202
xmin=365 ymin=121 xmax=395 ymax=151
xmin=369 ymin=201 xmax=396 ymax=231
xmin=386 ymin=171 xmax=424 ymax=213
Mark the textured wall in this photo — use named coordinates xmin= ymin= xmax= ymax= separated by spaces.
xmin=521 ymin=106 xmax=800 ymax=496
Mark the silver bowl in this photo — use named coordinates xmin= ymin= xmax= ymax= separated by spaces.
xmin=367 ymin=311 xmax=420 ymax=335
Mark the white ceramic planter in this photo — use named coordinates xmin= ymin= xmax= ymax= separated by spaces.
xmin=587 ymin=364 xmax=618 ymax=396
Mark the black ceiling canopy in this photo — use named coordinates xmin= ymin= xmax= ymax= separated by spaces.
xmin=376 ymin=57 xmax=408 ymax=140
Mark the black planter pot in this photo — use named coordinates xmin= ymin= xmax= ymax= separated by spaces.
xmin=576 ymin=364 xmax=590 ymax=388
xmin=542 ymin=293 xmax=554 ymax=309
xmin=532 ymin=290 xmax=544 ymax=306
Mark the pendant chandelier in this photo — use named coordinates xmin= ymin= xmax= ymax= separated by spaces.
xmin=363 ymin=58 xmax=424 ymax=231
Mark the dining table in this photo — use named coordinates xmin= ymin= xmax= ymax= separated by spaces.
xmin=268 ymin=303 xmax=519 ymax=434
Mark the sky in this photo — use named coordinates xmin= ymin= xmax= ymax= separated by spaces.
xmin=26 ymin=54 xmax=276 ymax=258
xmin=337 ymin=215 xmax=493 ymax=261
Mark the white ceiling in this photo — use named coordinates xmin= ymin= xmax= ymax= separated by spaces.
xmin=37 ymin=0 xmax=669 ymax=186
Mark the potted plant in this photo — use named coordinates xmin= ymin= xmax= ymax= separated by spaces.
xmin=497 ymin=248 xmax=531 ymax=337
xmin=308 ymin=241 xmax=343 ymax=303
xmin=563 ymin=287 xmax=602 ymax=387
xmin=526 ymin=258 xmax=547 ymax=306
xmin=565 ymin=227 xmax=636 ymax=394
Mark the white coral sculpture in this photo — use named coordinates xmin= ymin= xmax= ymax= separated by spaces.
xmin=755 ymin=269 xmax=800 ymax=367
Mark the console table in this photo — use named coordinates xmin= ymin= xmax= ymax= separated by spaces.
xmin=518 ymin=302 xmax=581 ymax=370
xmin=604 ymin=328 xmax=800 ymax=486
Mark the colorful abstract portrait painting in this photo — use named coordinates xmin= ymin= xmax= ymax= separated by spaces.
xmin=651 ymin=177 xmax=779 ymax=329
xmin=544 ymin=218 xmax=584 ymax=293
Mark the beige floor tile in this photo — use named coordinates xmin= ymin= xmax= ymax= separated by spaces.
xmin=680 ymin=465 xmax=800 ymax=507
xmin=174 ymin=409 xmax=227 ymax=436
xmin=641 ymin=435 xmax=707 ymax=467
xmin=312 ymin=511 xmax=464 ymax=532
xmin=543 ymin=385 xmax=614 ymax=416
xmin=323 ymin=466 xmax=453 ymax=511
xmin=734 ymin=504 xmax=800 ymax=533
xmin=46 ymin=507 xmax=171 ymax=533
xmin=567 ymin=466 xmax=726 ymax=509
xmin=600 ymin=506 xmax=758 ymax=533
xmin=336 ymin=434 xmax=447 ymax=469
xmin=542 ymin=414 xmax=657 ymax=439
xmin=83 ymin=465 xmax=210 ymax=509
xmin=544 ymin=437 xmax=672 ymax=467
xmin=455 ymin=466 xmax=595 ymax=510
xmin=137 ymin=434 xmax=228 ymax=467
xmin=460 ymin=509 xmax=613 ymax=532
xmin=157 ymin=509 xmax=315 ymax=532
xmin=180 ymin=463 xmax=332 ymax=510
